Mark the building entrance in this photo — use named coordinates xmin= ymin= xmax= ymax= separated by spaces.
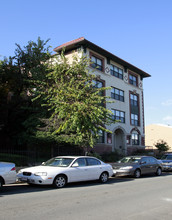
xmin=114 ymin=128 xmax=126 ymax=155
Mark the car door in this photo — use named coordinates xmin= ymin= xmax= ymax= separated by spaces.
xmin=148 ymin=157 xmax=158 ymax=173
xmin=86 ymin=158 xmax=102 ymax=180
xmin=140 ymin=157 xmax=150 ymax=174
xmin=69 ymin=158 xmax=89 ymax=182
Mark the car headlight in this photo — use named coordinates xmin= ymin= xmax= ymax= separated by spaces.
xmin=18 ymin=170 xmax=23 ymax=174
xmin=34 ymin=172 xmax=47 ymax=176
xmin=120 ymin=166 xmax=133 ymax=170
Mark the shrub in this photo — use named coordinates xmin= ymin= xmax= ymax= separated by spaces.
xmin=0 ymin=153 xmax=28 ymax=166
xmin=154 ymin=140 xmax=170 ymax=154
xmin=101 ymin=151 xmax=122 ymax=162
xmin=87 ymin=151 xmax=102 ymax=160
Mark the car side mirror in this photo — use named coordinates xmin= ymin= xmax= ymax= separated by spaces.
xmin=72 ymin=163 xmax=79 ymax=167
xmin=140 ymin=161 xmax=146 ymax=165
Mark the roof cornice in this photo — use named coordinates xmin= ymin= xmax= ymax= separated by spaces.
xmin=54 ymin=37 xmax=151 ymax=78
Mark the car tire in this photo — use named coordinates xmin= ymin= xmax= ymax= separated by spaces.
xmin=53 ymin=175 xmax=67 ymax=188
xmin=156 ymin=167 xmax=162 ymax=176
xmin=27 ymin=183 xmax=34 ymax=186
xmin=0 ymin=177 xmax=3 ymax=188
xmin=134 ymin=169 xmax=141 ymax=178
xmin=99 ymin=172 xmax=109 ymax=183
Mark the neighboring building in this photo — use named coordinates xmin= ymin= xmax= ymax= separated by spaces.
xmin=54 ymin=37 xmax=150 ymax=155
xmin=145 ymin=124 xmax=172 ymax=151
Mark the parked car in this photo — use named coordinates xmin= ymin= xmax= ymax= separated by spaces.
xmin=160 ymin=153 xmax=172 ymax=171
xmin=0 ymin=162 xmax=17 ymax=188
xmin=112 ymin=156 xmax=162 ymax=178
xmin=17 ymin=156 xmax=113 ymax=188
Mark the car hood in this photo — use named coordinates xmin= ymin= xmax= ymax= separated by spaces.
xmin=112 ymin=162 xmax=137 ymax=169
xmin=19 ymin=165 xmax=68 ymax=173
xmin=161 ymin=160 xmax=172 ymax=163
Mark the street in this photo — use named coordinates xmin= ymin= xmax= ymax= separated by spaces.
xmin=1 ymin=173 xmax=172 ymax=220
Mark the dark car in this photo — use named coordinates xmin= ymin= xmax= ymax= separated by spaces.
xmin=112 ymin=156 xmax=162 ymax=178
xmin=160 ymin=153 xmax=172 ymax=171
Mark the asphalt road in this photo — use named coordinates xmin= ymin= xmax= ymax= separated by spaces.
xmin=1 ymin=173 xmax=172 ymax=220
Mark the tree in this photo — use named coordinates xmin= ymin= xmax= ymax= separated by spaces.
xmin=14 ymin=37 xmax=53 ymax=146
xmin=154 ymin=140 xmax=170 ymax=153
xmin=0 ymin=38 xmax=115 ymax=155
xmin=36 ymin=52 xmax=114 ymax=148
xmin=0 ymin=37 xmax=52 ymax=148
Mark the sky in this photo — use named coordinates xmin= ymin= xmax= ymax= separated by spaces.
xmin=1 ymin=0 xmax=172 ymax=126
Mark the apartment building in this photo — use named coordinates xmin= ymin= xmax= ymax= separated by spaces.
xmin=54 ymin=37 xmax=150 ymax=155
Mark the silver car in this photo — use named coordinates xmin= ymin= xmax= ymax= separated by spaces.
xmin=0 ymin=162 xmax=17 ymax=188
xmin=160 ymin=153 xmax=172 ymax=171
xmin=112 ymin=156 xmax=162 ymax=178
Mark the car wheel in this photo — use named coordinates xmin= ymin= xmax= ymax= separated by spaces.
xmin=99 ymin=172 xmax=109 ymax=183
xmin=0 ymin=178 xmax=3 ymax=188
xmin=53 ymin=175 xmax=67 ymax=188
xmin=134 ymin=169 xmax=141 ymax=178
xmin=156 ymin=167 xmax=162 ymax=176
xmin=27 ymin=183 xmax=34 ymax=186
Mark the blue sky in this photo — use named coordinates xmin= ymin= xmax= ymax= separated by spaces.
xmin=1 ymin=0 xmax=172 ymax=126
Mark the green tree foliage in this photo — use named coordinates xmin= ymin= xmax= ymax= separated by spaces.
xmin=0 ymin=37 xmax=52 ymax=148
xmin=38 ymin=53 xmax=114 ymax=147
xmin=0 ymin=38 xmax=114 ymax=152
xmin=154 ymin=140 xmax=170 ymax=153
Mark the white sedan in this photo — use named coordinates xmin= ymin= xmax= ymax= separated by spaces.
xmin=0 ymin=162 xmax=17 ymax=188
xmin=17 ymin=156 xmax=113 ymax=188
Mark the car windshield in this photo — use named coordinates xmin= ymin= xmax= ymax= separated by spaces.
xmin=118 ymin=157 xmax=141 ymax=164
xmin=43 ymin=157 xmax=74 ymax=167
xmin=161 ymin=155 xmax=172 ymax=160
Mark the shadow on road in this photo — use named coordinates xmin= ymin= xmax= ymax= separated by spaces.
xmin=1 ymin=172 xmax=172 ymax=197
xmin=0 ymin=176 xmax=134 ymax=196
xmin=0 ymin=183 xmax=55 ymax=197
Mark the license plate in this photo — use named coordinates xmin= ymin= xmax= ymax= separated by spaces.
xmin=27 ymin=179 xmax=35 ymax=183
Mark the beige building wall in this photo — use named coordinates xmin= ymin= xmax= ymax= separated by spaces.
xmin=82 ymin=47 xmax=145 ymax=154
xmin=83 ymin=47 xmax=145 ymax=132
xmin=145 ymin=124 xmax=172 ymax=150
xmin=53 ymin=38 xmax=150 ymax=155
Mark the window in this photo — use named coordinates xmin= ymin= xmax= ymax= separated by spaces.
xmin=148 ymin=157 xmax=157 ymax=164
xmin=110 ymin=64 xmax=123 ymax=79
xmin=129 ymin=74 xmax=138 ymax=86
xmin=130 ymin=92 xmax=139 ymax=126
xmin=161 ymin=155 xmax=172 ymax=160
xmin=107 ymin=133 xmax=112 ymax=144
xmin=132 ymin=132 xmax=139 ymax=145
xmin=130 ymin=94 xmax=138 ymax=106
xmin=126 ymin=135 xmax=131 ymax=145
xmin=91 ymin=55 xmax=103 ymax=71
xmin=92 ymin=80 xmax=105 ymax=105
xmin=111 ymin=87 xmax=124 ymax=102
xmin=43 ymin=157 xmax=74 ymax=167
xmin=140 ymin=157 xmax=148 ymax=164
xmin=97 ymin=130 xmax=105 ymax=143
xmin=72 ymin=158 xmax=87 ymax=167
xmin=92 ymin=80 xmax=103 ymax=88
xmin=112 ymin=109 xmax=125 ymax=123
xmin=87 ymin=158 xmax=101 ymax=166
xmin=131 ymin=113 xmax=139 ymax=126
